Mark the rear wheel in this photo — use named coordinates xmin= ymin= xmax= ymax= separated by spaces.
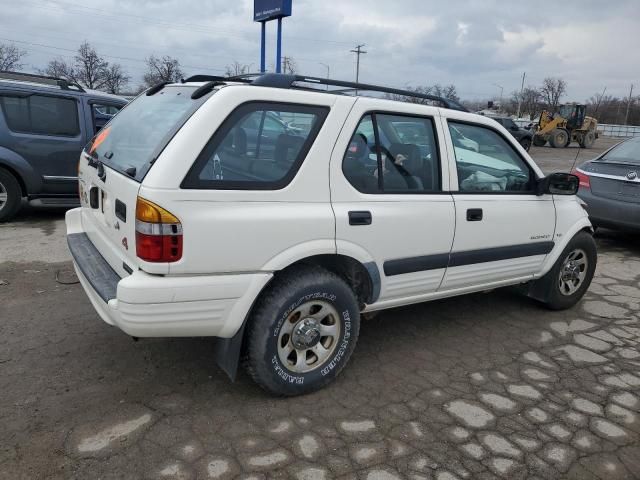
xmin=537 ymin=231 xmax=597 ymax=310
xmin=244 ymin=266 xmax=360 ymax=396
xmin=519 ymin=137 xmax=532 ymax=151
xmin=533 ymin=136 xmax=547 ymax=147
xmin=549 ymin=128 xmax=569 ymax=148
xmin=0 ymin=168 xmax=22 ymax=222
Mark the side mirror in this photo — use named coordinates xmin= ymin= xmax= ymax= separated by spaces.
xmin=537 ymin=173 xmax=579 ymax=196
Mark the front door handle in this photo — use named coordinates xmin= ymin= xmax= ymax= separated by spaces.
xmin=349 ymin=211 xmax=372 ymax=226
xmin=466 ymin=208 xmax=483 ymax=221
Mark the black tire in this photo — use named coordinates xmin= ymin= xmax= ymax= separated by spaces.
xmin=582 ymin=131 xmax=595 ymax=148
xmin=549 ymin=129 xmax=569 ymax=148
xmin=537 ymin=231 xmax=597 ymax=310
xmin=244 ymin=265 xmax=360 ymax=396
xmin=520 ymin=137 xmax=532 ymax=151
xmin=533 ymin=136 xmax=547 ymax=147
xmin=0 ymin=168 xmax=22 ymax=222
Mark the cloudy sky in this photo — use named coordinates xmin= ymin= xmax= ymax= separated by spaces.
xmin=2 ymin=0 xmax=639 ymax=101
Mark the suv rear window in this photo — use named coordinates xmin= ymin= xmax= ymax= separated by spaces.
xmin=182 ymin=102 xmax=329 ymax=190
xmin=87 ymin=86 xmax=208 ymax=182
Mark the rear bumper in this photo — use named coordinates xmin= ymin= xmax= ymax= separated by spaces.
xmin=65 ymin=208 xmax=272 ymax=338
xmin=578 ymin=190 xmax=640 ymax=232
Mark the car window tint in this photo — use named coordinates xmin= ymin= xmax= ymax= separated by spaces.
xmin=601 ymin=136 xmax=640 ymax=165
xmin=343 ymin=113 xmax=441 ymax=193
xmin=448 ymin=121 xmax=533 ymax=193
xmin=0 ymin=94 xmax=79 ymax=136
xmin=183 ymin=103 xmax=328 ymax=189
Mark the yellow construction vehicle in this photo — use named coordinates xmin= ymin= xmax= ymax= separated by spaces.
xmin=533 ymin=103 xmax=598 ymax=148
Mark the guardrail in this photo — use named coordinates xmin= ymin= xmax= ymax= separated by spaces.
xmin=513 ymin=119 xmax=640 ymax=138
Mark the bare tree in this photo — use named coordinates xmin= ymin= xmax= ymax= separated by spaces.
xmin=282 ymin=57 xmax=297 ymax=75
xmin=225 ymin=61 xmax=251 ymax=77
xmin=40 ymin=42 xmax=127 ymax=93
xmin=0 ymin=43 xmax=27 ymax=71
xmin=540 ymin=77 xmax=567 ymax=110
xmin=510 ymin=87 xmax=542 ymax=119
xmin=41 ymin=58 xmax=75 ymax=79
xmin=74 ymin=41 xmax=109 ymax=89
xmin=144 ymin=55 xmax=183 ymax=87
xmin=103 ymin=64 xmax=130 ymax=94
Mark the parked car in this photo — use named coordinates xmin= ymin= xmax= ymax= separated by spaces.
xmin=0 ymin=71 xmax=127 ymax=221
xmin=66 ymin=73 xmax=595 ymax=396
xmin=575 ymin=136 xmax=640 ymax=232
xmin=492 ymin=116 xmax=534 ymax=151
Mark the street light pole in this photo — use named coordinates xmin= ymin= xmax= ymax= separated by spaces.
xmin=319 ymin=63 xmax=330 ymax=90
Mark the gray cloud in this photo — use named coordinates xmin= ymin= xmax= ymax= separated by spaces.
xmin=2 ymin=0 xmax=638 ymax=100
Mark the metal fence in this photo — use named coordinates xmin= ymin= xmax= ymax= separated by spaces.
xmin=513 ymin=119 xmax=640 ymax=138
xmin=596 ymin=124 xmax=640 ymax=138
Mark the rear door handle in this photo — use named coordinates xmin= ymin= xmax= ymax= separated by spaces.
xmin=349 ymin=211 xmax=372 ymax=226
xmin=466 ymin=208 xmax=483 ymax=221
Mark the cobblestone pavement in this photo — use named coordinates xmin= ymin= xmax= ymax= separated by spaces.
xmin=1 ymin=229 xmax=639 ymax=480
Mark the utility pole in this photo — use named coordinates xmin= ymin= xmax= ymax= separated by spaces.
xmin=492 ymin=83 xmax=504 ymax=108
xmin=319 ymin=62 xmax=330 ymax=90
xmin=516 ymin=72 xmax=526 ymax=118
xmin=350 ymin=44 xmax=367 ymax=94
xmin=624 ymin=83 xmax=634 ymax=125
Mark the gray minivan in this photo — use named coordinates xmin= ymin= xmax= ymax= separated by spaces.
xmin=0 ymin=71 xmax=127 ymax=221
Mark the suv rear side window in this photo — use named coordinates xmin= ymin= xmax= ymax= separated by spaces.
xmin=183 ymin=102 xmax=329 ymax=190
xmin=343 ymin=113 xmax=441 ymax=193
xmin=0 ymin=94 xmax=79 ymax=136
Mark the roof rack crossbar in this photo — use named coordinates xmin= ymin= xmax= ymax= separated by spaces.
xmin=251 ymin=74 xmax=468 ymax=112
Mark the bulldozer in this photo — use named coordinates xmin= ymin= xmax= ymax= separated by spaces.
xmin=533 ymin=103 xmax=598 ymax=148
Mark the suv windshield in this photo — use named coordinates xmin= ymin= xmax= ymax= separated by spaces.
xmin=599 ymin=137 xmax=640 ymax=165
xmin=87 ymin=85 xmax=209 ymax=181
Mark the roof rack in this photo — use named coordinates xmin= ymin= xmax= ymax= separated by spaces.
xmin=183 ymin=74 xmax=252 ymax=84
xmin=251 ymin=73 xmax=468 ymax=112
xmin=0 ymin=71 xmax=85 ymax=92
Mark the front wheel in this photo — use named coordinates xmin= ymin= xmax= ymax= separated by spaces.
xmin=520 ymin=137 xmax=532 ymax=151
xmin=537 ymin=232 xmax=597 ymax=310
xmin=244 ymin=266 xmax=360 ymax=396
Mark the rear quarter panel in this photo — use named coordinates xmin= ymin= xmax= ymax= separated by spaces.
xmin=140 ymin=86 xmax=356 ymax=275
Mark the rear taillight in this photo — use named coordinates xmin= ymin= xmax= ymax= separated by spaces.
xmin=135 ymin=197 xmax=183 ymax=262
xmin=573 ymin=169 xmax=591 ymax=190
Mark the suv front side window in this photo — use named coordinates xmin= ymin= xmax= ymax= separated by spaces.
xmin=183 ymin=102 xmax=329 ymax=190
xmin=343 ymin=113 xmax=441 ymax=193
xmin=448 ymin=121 xmax=533 ymax=193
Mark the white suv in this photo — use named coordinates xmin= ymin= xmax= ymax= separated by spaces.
xmin=66 ymin=74 xmax=596 ymax=396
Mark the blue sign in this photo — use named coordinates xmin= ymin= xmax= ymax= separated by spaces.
xmin=254 ymin=0 xmax=292 ymax=22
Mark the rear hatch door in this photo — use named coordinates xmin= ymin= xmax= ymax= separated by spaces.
xmin=78 ymin=84 xmax=211 ymax=276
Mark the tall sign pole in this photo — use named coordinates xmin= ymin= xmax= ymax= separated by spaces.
xmin=260 ymin=21 xmax=266 ymax=73
xmin=254 ymin=0 xmax=292 ymax=74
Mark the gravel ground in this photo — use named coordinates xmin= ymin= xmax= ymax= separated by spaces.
xmin=1 ymin=137 xmax=638 ymax=480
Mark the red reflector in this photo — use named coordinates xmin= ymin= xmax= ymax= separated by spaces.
xmin=136 ymin=231 xmax=183 ymax=262
xmin=573 ymin=169 xmax=591 ymax=190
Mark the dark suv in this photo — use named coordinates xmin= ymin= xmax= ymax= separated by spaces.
xmin=0 ymin=71 xmax=127 ymax=221
xmin=492 ymin=116 xmax=533 ymax=151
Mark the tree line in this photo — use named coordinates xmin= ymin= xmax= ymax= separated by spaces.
xmin=1 ymin=40 xmax=638 ymax=125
